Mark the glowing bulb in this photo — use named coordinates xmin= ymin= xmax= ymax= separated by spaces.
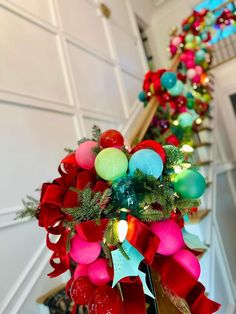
xmin=181 ymin=144 xmax=194 ymax=153
xmin=118 ymin=220 xmax=128 ymax=243
xmin=173 ymin=165 xmax=182 ymax=174
xmin=173 ymin=120 xmax=179 ymax=126
xmin=182 ymin=162 xmax=191 ymax=169
xmin=147 ymin=92 xmax=152 ymax=97
xmin=196 ymin=117 xmax=202 ymax=125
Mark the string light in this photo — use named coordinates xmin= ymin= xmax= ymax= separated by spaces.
xmin=117 ymin=208 xmax=129 ymax=243
xmin=181 ymin=144 xmax=194 ymax=153
xmin=173 ymin=120 xmax=179 ymax=126
xmin=196 ymin=117 xmax=202 ymax=125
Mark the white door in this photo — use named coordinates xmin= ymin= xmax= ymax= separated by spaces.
xmin=0 ymin=0 xmax=150 ymax=312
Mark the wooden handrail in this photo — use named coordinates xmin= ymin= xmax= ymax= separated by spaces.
xmin=127 ymin=53 xmax=181 ymax=147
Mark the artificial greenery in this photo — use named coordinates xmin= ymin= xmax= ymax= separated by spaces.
xmin=163 ymin=145 xmax=184 ymax=169
xmin=15 ymin=196 xmax=39 ymax=220
xmin=63 ymin=187 xmax=115 ymax=222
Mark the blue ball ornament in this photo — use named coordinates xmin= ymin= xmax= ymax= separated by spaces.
xmin=160 ymin=72 xmax=177 ymax=89
xmin=129 ymin=149 xmax=163 ymax=179
xmin=168 ymin=80 xmax=184 ymax=96
xmin=178 ymin=112 xmax=193 ymax=128
xmin=138 ymin=91 xmax=147 ymax=102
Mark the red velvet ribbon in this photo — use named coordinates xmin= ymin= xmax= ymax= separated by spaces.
xmin=152 ymin=255 xmax=221 ymax=314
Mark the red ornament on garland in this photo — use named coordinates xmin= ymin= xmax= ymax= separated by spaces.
xmin=70 ymin=277 xmax=95 ymax=305
xmin=99 ymin=129 xmax=124 ymax=148
xmin=88 ymin=285 xmax=124 ymax=314
xmin=131 ymin=139 xmax=166 ymax=163
xmin=165 ymin=134 xmax=180 ymax=146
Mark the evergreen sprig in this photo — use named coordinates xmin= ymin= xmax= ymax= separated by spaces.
xmin=63 ymin=187 xmax=114 ymax=222
xmin=15 ymin=196 xmax=39 ymax=220
xmin=92 ymin=125 xmax=102 ymax=141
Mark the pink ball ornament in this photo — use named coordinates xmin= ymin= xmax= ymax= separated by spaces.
xmin=70 ymin=234 xmax=101 ymax=265
xmin=88 ymin=258 xmax=112 ymax=286
xmin=185 ymin=59 xmax=195 ymax=69
xmin=172 ymin=36 xmax=182 ymax=46
xmin=195 ymin=65 xmax=203 ymax=75
xmin=169 ymin=44 xmax=177 ymax=55
xmin=173 ymin=249 xmax=201 ymax=280
xmin=75 ymin=141 xmax=98 ymax=170
xmin=74 ymin=264 xmax=89 ymax=279
xmin=150 ymin=219 xmax=184 ymax=256
xmin=187 ymin=69 xmax=196 ymax=79
xmin=192 ymin=74 xmax=201 ymax=84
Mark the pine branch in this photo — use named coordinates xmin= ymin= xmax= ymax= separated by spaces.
xmin=15 ymin=196 xmax=39 ymax=220
xmin=92 ymin=125 xmax=101 ymax=141
xmin=77 ymin=137 xmax=90 ymax=146
xmin=136 ymin=209 xmax=164 ymax=222
xmin=175 ymin=198 xmax=201 ymax=211
xmin=64 ymin=148 xmax=75 ymax=153
xmin=163 ymin=145 xmax=184 ymax=169
xmin=63 ymin=187 xmax=114 ymax=222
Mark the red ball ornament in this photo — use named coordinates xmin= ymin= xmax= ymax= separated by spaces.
xmin=99 ymin=129 xmax=124 ymax=148
xmin=70 ymin=277 xmax=95 ymax=305
xmin=88 ymin=285 xmax=124 ymax=314
xmin=161 ymin=92 xmax=172 ymax=103
xmin=176 ymin=95 xmax=187 ymax=108
xmin=165 ymin=134 xmax=180 ymax=146
xmin=131 ymin=139 xmax=166 ymax=163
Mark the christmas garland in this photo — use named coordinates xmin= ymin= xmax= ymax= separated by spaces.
xmin=17 ymin=125 xmax=220 ymax=313
xmin=15 ymin=6 xmax=235 ymax=314
xmin=138 ymin=8 xmax=235 ymax=152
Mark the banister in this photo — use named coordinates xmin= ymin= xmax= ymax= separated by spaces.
xmin=127 ymin=53 xmax=181 ymax=147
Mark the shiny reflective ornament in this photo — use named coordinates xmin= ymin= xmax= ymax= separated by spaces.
xmin=112 ymin=176 xmax=139 ymax=210
xmin=173 ymin=169 xmax=206 ymax=199
xmin=99 ymin=129 xmax=124 ymax=148
xmin=129 ymin=149 xmax=163 ymax=179
xmin=88 ymin=285 xmax=124 ymax=314
xmin=70 ymin=277 xmax=95 ymax=305
xmin=95 ymin=148 xmax=128 ymax=181
xmin=160 ymin=71 xmax=177 ymax=89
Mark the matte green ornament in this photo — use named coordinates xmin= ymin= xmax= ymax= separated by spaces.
xmin=95 ymin=148 xmax=128 ymax=181
xmin=178 ymin=112 xmax=193 ymax=128
xmin=173 ymin=169 xmax=206 ymax=199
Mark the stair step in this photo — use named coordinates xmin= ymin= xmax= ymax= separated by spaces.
xmin=187 ymin=209 xmax=211 ymax=224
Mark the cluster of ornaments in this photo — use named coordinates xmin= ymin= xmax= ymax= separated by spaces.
xmin=138 ymin=8 xmax=224 ymax=148
xmin=64 ymin=128 xmax=207 ymax=312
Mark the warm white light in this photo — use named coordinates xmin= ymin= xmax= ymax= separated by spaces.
xmin=181 ymin=144 xmax=194 ymax=153
xmin=196 ymin=117 xmax=202 ymax=125
xmin=182 ymin=162 xmax=191 ymax=169
xmin=173 ymin=165 xmax=182 ymax=174
xmin=173 ymin=120 xmax=179 ymax=126
xmin=147 ymin=92 xmax=152 ymax=97
xmin=118 ymin=220 xmax=128 ymax=243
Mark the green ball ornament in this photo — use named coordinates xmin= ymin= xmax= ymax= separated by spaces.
xmin=95 ymin=148 xmax=128 ymax=181
xmin=187 ymin=98 xmax=195 ymax=109
xmin=185 ymin=34 xmax=194 ymax=43
xmin=178 ymin=112 xmax=193 ymax=128
xmin=185 ymin=42 xmax=195 ymax=50
xmin=173 ymin=169 xmax=206 ymax=199
xmin=195 ymin=50 xmax=206 ymax=63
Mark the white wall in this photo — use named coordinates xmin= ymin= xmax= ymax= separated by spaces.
xmin=0 ymin=0 xmax=156 ymax=313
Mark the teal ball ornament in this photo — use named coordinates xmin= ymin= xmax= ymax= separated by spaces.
xmin=138 ymin=91 xmax=147 ymax=102
xmin=173 ymin=169 xmax=206 ymax=199
xmin=168 ymin=80 xmax=184 ymax=96
xmin=129 ymin=149 xmax=163 ymax=179
xmin=195 ymin=50 xmax=206 ymax=63
xmin=178 ymin=112 xmax=193 ymax=128
xmin=112 ymin=176 xmax=139 ymax=210
xmin=160 ymin=72 xmax=177 ymax=89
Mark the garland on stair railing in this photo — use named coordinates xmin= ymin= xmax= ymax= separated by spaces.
xmin=15 ymin=5 xmax=236 ymax=314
